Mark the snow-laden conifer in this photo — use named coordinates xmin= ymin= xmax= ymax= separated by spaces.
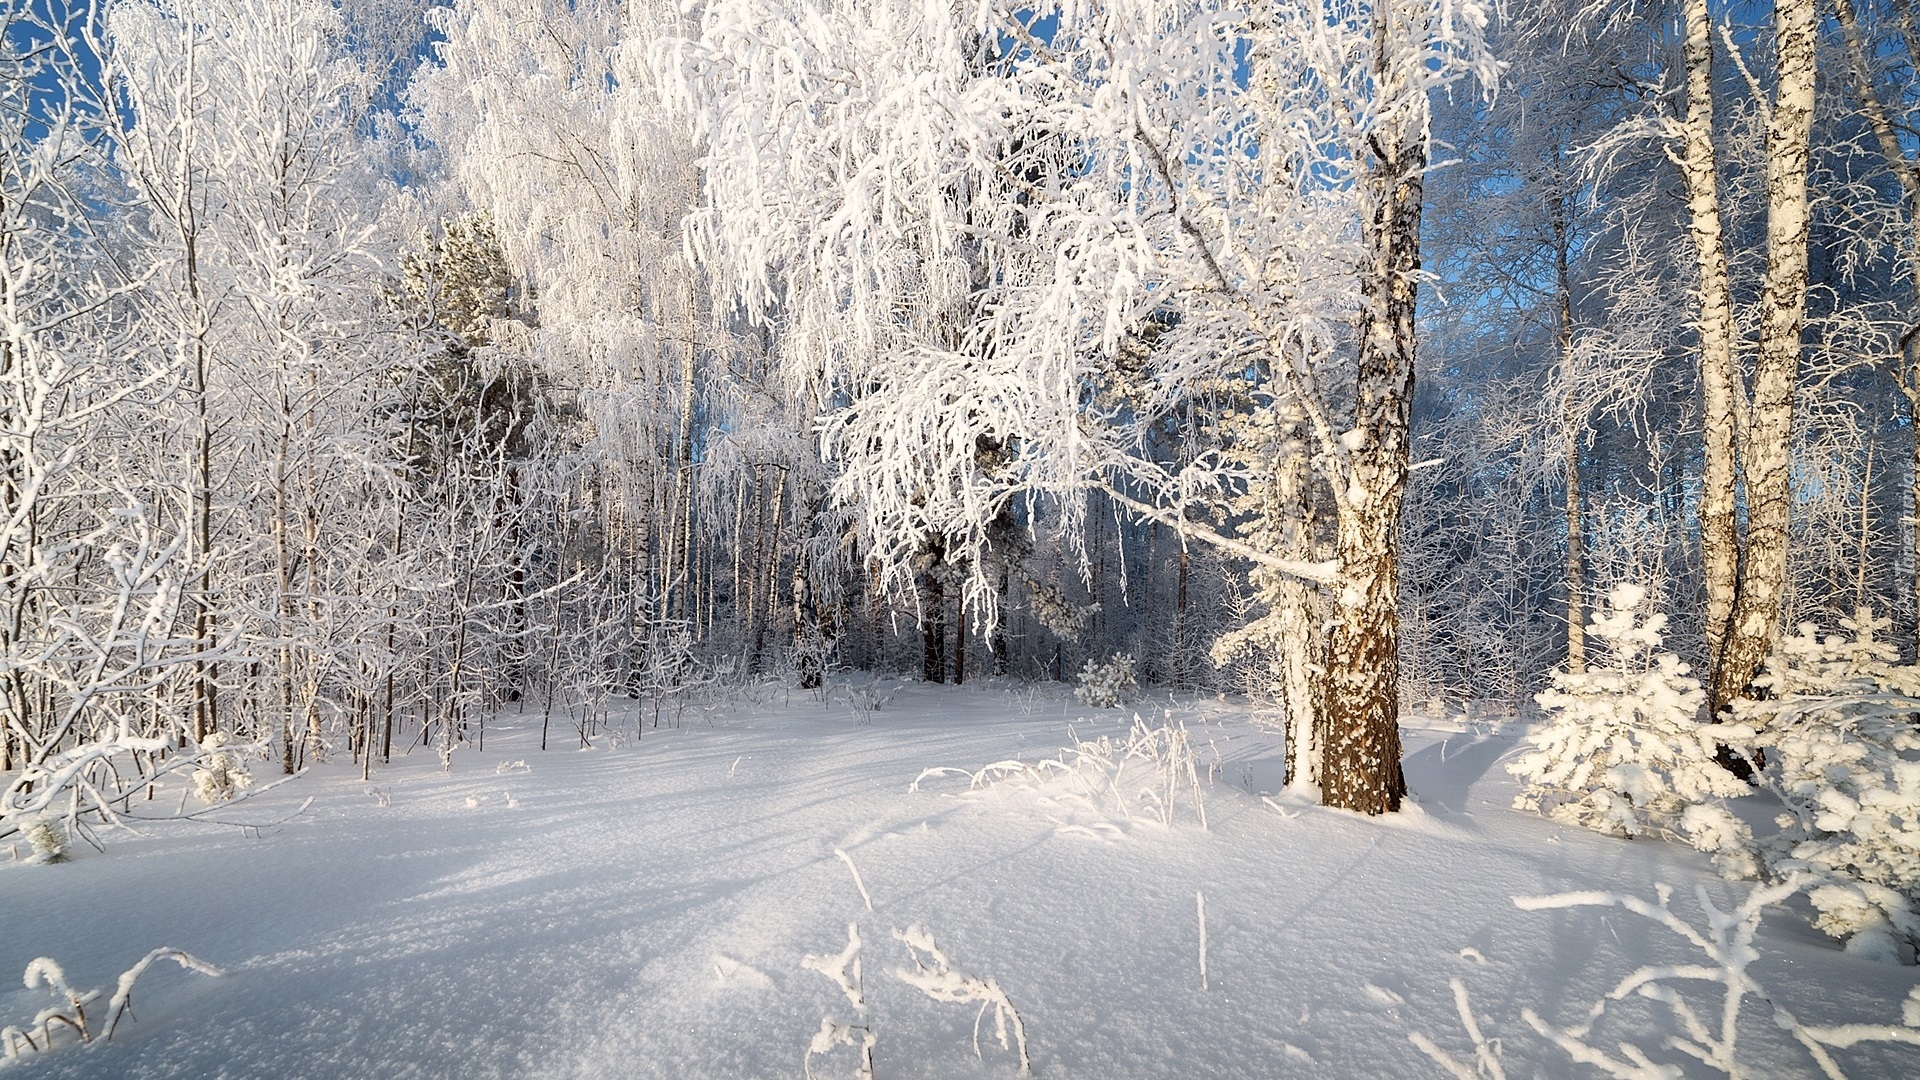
xmin=1073 ymin=654 xmax=1139 ymax=709
xmin=1510 ymin=584 xmax=1751 ymax=869
xmin=1731 ymin=608 xmax=1920 ymax=961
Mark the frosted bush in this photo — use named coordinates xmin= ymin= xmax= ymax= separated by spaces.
xmin=1728 ymin=608 xmax=1920 ymax=961
xmin=912 ymin=713 xmax=1208 ymax=829
xmin=190 ymin=731 xmax=255 ymax=804
xmin=2 ymin=724 xmax=277 ymax=852
xmin=1074 ymin=653 xmax=1138 ymax=708
xmin=1508 ymin=584 xmax=1751 ymax=870
xmin=22 ymin=818 xmax=67 ymax=865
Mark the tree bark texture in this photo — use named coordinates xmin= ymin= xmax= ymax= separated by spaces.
xmin=1710 ymin=0 xmax=1817 ymax=715
xmin=1318 ymin=9 xmax=1421 ymax=815
xmin=1681 ymin=0 xmax=1741 ymax=668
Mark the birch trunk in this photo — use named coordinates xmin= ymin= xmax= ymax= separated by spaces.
xmin=1681 ymin=0 xmax=1741 ymax=666
xmin=1710 ymin=0 xmax=1817 ymax=714
xmin=1318 ymin=9 xmax=1421 ymax=815
xmin=1277 ymin=577 xmax=1326 ymax=790
xmin=1272 ymin=404 xmax=1327 ymax=790
xmin=1554 ymin=195 xmax=1586 ymax=675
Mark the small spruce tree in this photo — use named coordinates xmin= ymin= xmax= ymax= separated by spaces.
xmin=1509 ymin=584 xmax=1752 ymax=871
xmin=1732 ymin=608 xmax=1920 ymax=962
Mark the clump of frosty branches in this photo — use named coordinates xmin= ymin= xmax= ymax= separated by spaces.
xmin=1508 ymin=584 xmax=1752 ymax=873
xmin=1 ymin=949 xmax=220 ymax=1060
xmin=889 ymin=924 xmax=1030 ymax=1076
xmin=1073 ymin=653 xmax=1139 ymax=709
xmin=1413 ymin=877 xmax=1920 ymax=1079
xmin=19 ymin=817 xmax=69 ymax=864
xmin=190 ymin=731 xmax=258 ymax=804
xmin=840 ymin=678 xmax=899 ymax=725
xmin=802 ymin=923 xmax=875 ymax=1080
xmin=910 ymin=713 xmax=1207 ymax=829
xmin=0 ymin=723 xmax=294 ymax=856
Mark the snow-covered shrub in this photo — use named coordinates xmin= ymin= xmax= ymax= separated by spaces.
xmin=1 ymin=949 xmax=220 ymax=1059
xmin=1728 ymin=608 xmax=1920 ymax=961
xmin=190 ymin=731 xmax=255 ymax=804
xmin=911 ymin=713 xmax=1208 ymax=829
xmin=1508 ymin=584 xmax=1750 ymax=870
xmin=2 ymin=726 xmax=286 ymax=856
xmin=1059 ymin=715 xmax=1208 ymax=828
xmin=889 ymin=925 xmax=1030 ymax=1076
xmin=1420 ymin=878 xmax=1920 ymax=1078
xmin=1074 ymin=653 xmax=1138 ymax=708
xmin=22 ymin=818 xmax=67 ymax=865
xmin=843 ymin=679 xmax=898 ymax=725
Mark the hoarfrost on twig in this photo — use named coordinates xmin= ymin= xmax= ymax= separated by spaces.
xmin=890 ymin=924 xmax=1031 ymax=1075
xmin=835 ymin=847 xmax=875 ymax=911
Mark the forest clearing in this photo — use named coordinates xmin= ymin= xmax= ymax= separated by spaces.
xmin=8 ymin=685 xmax=1919 ymax=1079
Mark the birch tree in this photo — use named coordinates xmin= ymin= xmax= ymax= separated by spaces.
xmin=662 ymin=0 xmax=1496 ymax=812
xmin=1660 ymin=0 xmax=1820 ymax=715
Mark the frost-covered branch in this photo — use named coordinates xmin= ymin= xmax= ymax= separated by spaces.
xmin=1 ymin=949 xmax=220 ymax=1060
xmin=889 ymin=924 xmax=1031 ymax=1075
xmin=1423 ymin=877 xmax=1920 ymax=1079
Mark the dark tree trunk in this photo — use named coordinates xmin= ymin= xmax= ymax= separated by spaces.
xmin=1318 ymin=12 xmax=1422 ymax=815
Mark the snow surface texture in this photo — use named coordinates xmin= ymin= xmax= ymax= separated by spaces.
xmin=5 ymin=684 xmax=1919 ymax=1078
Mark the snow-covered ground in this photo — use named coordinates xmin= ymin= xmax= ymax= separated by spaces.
xmin=6 ymin=683 xmax=1917 ymax=1078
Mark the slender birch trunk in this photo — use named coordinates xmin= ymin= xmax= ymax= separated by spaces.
xmin=1680 ymin=0 xmax=1741 ymax=667
xmin=1553 ymin=195 xmax=1587 ymax=674
xmin=1710 ymin=0 xmax=1817 ymax=715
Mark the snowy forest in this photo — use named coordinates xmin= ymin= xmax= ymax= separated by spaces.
xmin=8 ymin=0 xmax=1920 ymax=1076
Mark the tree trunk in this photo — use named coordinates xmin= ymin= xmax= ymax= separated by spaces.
xmin=1553 ymin=194 xmax=1587 ymax=675
xmin=1174 ymin=546 xmax=1189 ymax=685
xmin=1681 ymin=0 xmax=1742 ymax=668
xmin=792 ymin=540 xmax=824 ymax=690
xmin=951 ymin=591 xmax=965 ymax=685
xmin=667 ymin=277 xmax=699 ymax=621
xmin=921 ymin=537 xmax=947 ymax=684
xmin=1278 ymin=577 xmax=1326 ymax=790
xmin=752 ymin=468 xmax=787 ymax=673
xmin=1564 ymin=420 xmax=1587 ymax=674
xmin=1318 ymin=8 xmax=1421 ymax=815
xmin=1710 ymin=0 xmax=1817 ymax=715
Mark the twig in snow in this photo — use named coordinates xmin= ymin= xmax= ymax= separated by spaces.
xmin=1197 ymin=890 xmax=1209 ymax=991
xmin=802 ymin=925 xmax=872 ymax=1080
xmin=835 ymin=847 xmax=875 ymax=912
xmin=890 ymin=925 xmax=1031 ymax=1075
xmin=2 ymin=948 xmax=220 ymax=1060
xmin=1409 ymin=978 xmax=1505 ymax=1080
